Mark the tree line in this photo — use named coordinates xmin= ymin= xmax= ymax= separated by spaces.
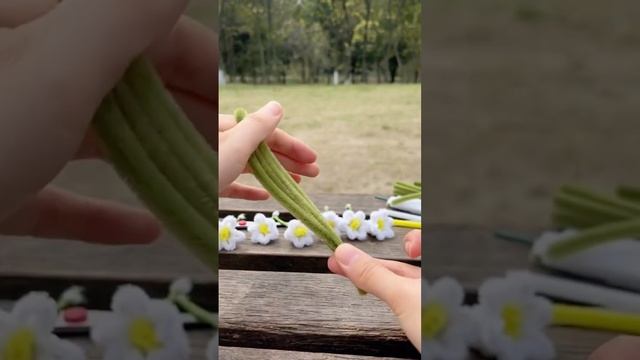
xmin=219 ymin=0 xmax=421 ymax=84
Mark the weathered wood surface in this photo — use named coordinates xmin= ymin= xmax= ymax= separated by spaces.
xmin=220 ymin=193 xmax=420 ymax=272
xmin=219 ymin=347 xmax=408 ymax=360
xmin=72 ymin=329 xmax=215 ymax=360
xmin=0 ymin=233 xmax=213 ymax=281
xmin=423 ymin=223 xmax=533 ymax=287
xmin=219 ymin=270 xmax=420 ymax=359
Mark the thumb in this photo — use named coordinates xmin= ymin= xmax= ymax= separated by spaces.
xmin=227 ymin=101 xmax=284 ymax=163
xmin=334 ymin=244 xmax=403 ymax=308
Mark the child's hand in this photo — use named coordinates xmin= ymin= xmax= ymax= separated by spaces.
xmin=0 ymin=0 xmax=217 ymax=244
xmin=218 ymin=101 xmax=319 ymax=199
xmin=328 ymin=230 xmax=422 ymax=351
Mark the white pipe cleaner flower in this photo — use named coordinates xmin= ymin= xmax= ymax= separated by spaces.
xmin=91 ymin=285 xmax=189 ymax=360
xmin=284 ymin=220 xmax=314 ymax=248
xmin=206 ymin=333 xmax=218 ymax=360
xmin=322 ymin=210 xmax=344 ymax=236
xmin=0 ymin=292 xmax=85 ymax=360
xmin=218 ymin=215 xmax=245 ymax=251
xmin=57 ymin=286 xmax=86 ymax=309
xmin=247 ymin=213 xmax=279 ymax=245
xmin=422 ymin=277 xmax=474 ymax=360
xmin=341 ymin=210 xmax=370 ymax=241
xmin=368 ymin=209 xmax=395 ymax=240
xmin=469 ymin=277 xmax=555 ymax=360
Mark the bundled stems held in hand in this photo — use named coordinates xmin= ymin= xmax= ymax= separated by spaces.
xmin=93 ymin=57 xmax=218 ymax=272
xmin=393 ymin=181 xmax=421 ymax=196
xmin=234 ymin=108 xmax=342 ymax=251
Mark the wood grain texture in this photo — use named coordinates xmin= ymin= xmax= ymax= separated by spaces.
xmin=219 ymin=347 xmax=408 ymax=360
xmin=219 ymin=270 xmax=420 ymax=359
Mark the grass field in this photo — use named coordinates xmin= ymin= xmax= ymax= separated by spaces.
xmin=424 ymin=0 xmax=640 ymax=228
xmin=220 ymin=84 xmax=422 ymax=195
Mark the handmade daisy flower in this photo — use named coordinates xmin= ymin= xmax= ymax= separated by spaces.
xmin=469 ymin=277 xmax=555 ymax=360
xmin=218 ymin=215 xmax=245 ymax=251
xmin=322 ymin=210 xmax=344 ymax=236
xmin=284 ymin=219 xmax=314 ymax=248
xmin=57 ymin=285 xmax=86 ymax=310
xmin=368 ymin=209 xmax=394 ymax=240
xmin=341 ymin=210 xmax=370 ymax=241
xmin=422 ymin=277 xmax=474 ymax=360
xmin=0 ymin=292 xmax=85 ymax=360
xmin=91 ymin=285 xmax=189 ymax=360
xmin=247 ymin=213 xmax=279 ymax=245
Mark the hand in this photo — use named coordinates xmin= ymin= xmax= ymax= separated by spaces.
xmin=589 ymin=336 xmax=640 ymax=360
xmin=218 ymin=101 xmax=319 ymax=200
xmin=0 ymin=0 xmax=217 ymax=244
xmin=328 ymin=230 xmax=422 ymax=351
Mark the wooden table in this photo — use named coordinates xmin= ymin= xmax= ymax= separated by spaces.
xmin=219 ymin=194 xmax=421 ymax=359
xmin=424 ymin=224 xmax=617 ymax=359
xmin=0 ymin=230 xmax=216 ymax=359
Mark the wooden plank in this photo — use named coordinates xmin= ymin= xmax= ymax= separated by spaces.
xmin=220 ymin=347 xmax=408 ymax=360
xmin=0 ymin=274 xmax=216 ymax=310
xmin=0 ymin=233 xmax=214 ymax=281
xmin=423 ymin=223 xmax=532 ymax=288
xmin=219 ymin=270 xmax=420 ymax=359
xmin=220 ymin=226 xmax=419 ymax=273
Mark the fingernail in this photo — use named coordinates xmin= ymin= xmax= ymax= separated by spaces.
xmin=404 ymin=240 xmax=412 ymax=256
xmin=264 ymin=101 xmax=282 ymax=116
xmin=336 ymin=244 xmax=361 ymax=267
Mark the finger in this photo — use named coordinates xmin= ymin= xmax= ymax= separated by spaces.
xmin=150 ymin=16 xmax=217 ymax=104
xmin=273 ymin=152 xmax=320 ymax=178
xmin=0 ymin=0 xmax=57 ymax=27
xmin=333 ymin=244 xmax=409 ymax=309
xmin=1 ymin=0 xmax=188 ymax=214
xmin=219 ymin=114 xmax=236 ymax=131
xmin=589 ymin=336 xmax=640 ymax=360
xmin=329 ymin=255 xmax=420 ymax=279
xmin=0 ymin=187 xmax=161 ymax=245
xmin=225 ymin=101 xmax=283 ymax=165
xmin=220 ymin=183 xmax=269 ymax=201
xmin=403 ymin=230 xmax=422 ymax=258
xmin=20 ymin=0 xmax=189 ymax=116
xmin=267 ymin=129 xmax=317 ymax=164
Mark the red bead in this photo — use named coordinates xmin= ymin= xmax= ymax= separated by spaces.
xmin=63 ymin=307 xmax=88 ymax=323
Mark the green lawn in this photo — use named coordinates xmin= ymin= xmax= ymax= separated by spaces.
xmin=220 ymin=84 xmax=421 ymax=195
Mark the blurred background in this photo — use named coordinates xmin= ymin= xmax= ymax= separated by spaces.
xmin=423 ymin=0 xmax=640 ymax=228
xmin=219 ymin=0 xmax=422 ymax=194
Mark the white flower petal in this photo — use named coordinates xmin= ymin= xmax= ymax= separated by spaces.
xmin=12 ymin=292 xmax=57 ymax=331
xmin=206 ymin=333 xmax=218 ymax=360
xmin=111 ymin=285 xmax=151 ymax=317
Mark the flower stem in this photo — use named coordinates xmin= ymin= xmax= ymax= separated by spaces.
xmin=392 ymin=219 xmax=422 ymax=229
xmin=171 ymin=294 xmax=218 ymax=328
xmin=553 ymin=304 xmax=640 ymax=335
xmin=393 ymin=182 xmax=421 ymax=196
xmin=546 ymin=218 xmax=640 ymax=260
xmin=617 ymin=185 xmax=640 ymax=204
xmin=272 ymin=213 xmax=289 ymax=227
xmin=390 ymin=192 xmax=421 ymax=206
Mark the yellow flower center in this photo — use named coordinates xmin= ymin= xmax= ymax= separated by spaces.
xmin=422 ymin=302 xmax=448 ymax=339
xmin=377 ymin=218 xmax=385 ymax=230
xmin=294 ymin=226 xmax=308 ymax=238
xmin=502 ymin=304 xmax=524 ymax=339
xmin=258 ymin=223 xmax=270 ymax=235
xmin=129 ymin=318 xmax=162 ymax=356
xmin=220 ymin=226 xmax=230 ymax=242
xmin=349 ymin=218 xmax=361 ymax=231
xmin=327 ymin=220 xmax=335 ymax=228
xmin=3 ymin=329 xmax=36 ymax=360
